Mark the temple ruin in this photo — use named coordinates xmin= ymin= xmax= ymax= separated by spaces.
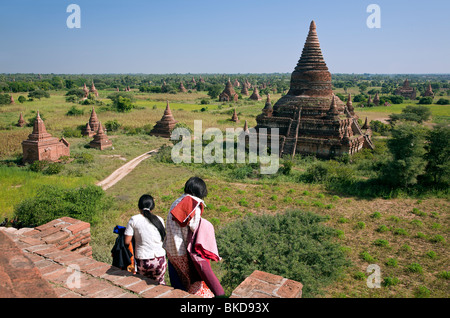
xmin=22 ymin=111 xmax=70 ymax=164
xmin=394 ymin=79 xmax=416 ymax=100
xmin=249 ymin=87 xmax=262 ymax=101
xmin=89 ymin=122 xmax=112 ymax=150
xmin=219 ymin=79 xmax=239 ymax=102
xmin=16 ymin=112 xmax=26 ymax=127
xmin=254 ymin=20 xmax=374 ymax=159
xmin=149 ymin=101 xmax=178 ymax=138
xmin=82 ymin=107 xmax=100 ymax=137
xmin=423 ymin=83 xmax=434 ymax=97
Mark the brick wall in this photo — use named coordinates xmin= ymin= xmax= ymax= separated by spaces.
xmin=19 ymin=217 xmax=92 ymax=257
xmin=1 ymin=219 xmax=303 ymax=298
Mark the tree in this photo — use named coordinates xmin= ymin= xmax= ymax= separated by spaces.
xmin=389 ymin=105 xmax=432 ymax=124
xmin=115 ymin=96 xmax=134 ymax=112
xmin=418 ymin=96 xmax=433 ymax=105
xmin=28 ymin=90 xmax=50 ymax=100
xmin=424 ymin=125 xmax=450 ymax=184
xmin=0 ymin=93 xmax=11 ymax=105
xmin=380 ymin=122 xmax=428 ymax=187
xmin=207 ymin=84 xmax=223 ymax=99
xmin=436 ymin=98 xmax=449 ymax=105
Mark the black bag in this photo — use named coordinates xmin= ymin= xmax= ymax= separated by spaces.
xmin=111 ymin=225 xmax=133 ymax=270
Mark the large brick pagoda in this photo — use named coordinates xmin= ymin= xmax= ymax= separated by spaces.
xmin=254 ymin=20 xmax=374 ymax=158
xmin=22 ymin=111 xmax=70 ymax=164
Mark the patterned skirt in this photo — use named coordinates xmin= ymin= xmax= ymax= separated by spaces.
xmin=168 ymin=253 xmax=214 ymax=298
xmin=135 ymin=256 xmax=167 ymax=285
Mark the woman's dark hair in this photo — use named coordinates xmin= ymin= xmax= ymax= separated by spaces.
xmin=138 ymin=194 xmax=165 ymax=240
xmin=184 ymin=177 xmax=208 ymax=199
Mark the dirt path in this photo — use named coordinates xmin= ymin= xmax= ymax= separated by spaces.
xmin=96 ymin=148 xmax=160 ymax=190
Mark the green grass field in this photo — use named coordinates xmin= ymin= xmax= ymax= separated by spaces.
xmin=0 ymin=87 xmax=448 ymax=298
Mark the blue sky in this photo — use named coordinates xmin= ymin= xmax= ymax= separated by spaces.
xmin=0 ymin=0 xmax=449 ymax=74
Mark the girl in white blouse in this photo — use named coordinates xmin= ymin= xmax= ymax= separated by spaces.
xmin=124 ymin=194 xmax=167 ymax=284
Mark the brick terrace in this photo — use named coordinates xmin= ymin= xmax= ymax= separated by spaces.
xmin=0 ymin=218 xmax=303 ymax=298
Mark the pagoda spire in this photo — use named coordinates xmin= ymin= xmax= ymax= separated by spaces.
xmin=289 ymin=20 xmax=332 ymax=97
xmin=327 ymin=95 xmax=339 ymax=118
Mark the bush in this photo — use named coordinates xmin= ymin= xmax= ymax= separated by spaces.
xmin=414 ymin=286 xmax=430 ymax=298
xmin=66 ymin=106 xmax=84 ymax=116
xmin=105 ymin=119 xmax=121 ymax=132
xmin=383 ymin=276 xmax=400 ymax=287
xmin=373 ymin=239 xmax=390 ymax=247
xmin=418 ymin=97 xmax=433 ymax=105
xmin=13 ymin=184 xmax=106 ymax=227
xmin=436 ymin=98 xmax=449 ymax=105
xmin=216 ymin=210 xmax=350 ymax=297
xmin=406 ymin=263 xmax=423 ymax=274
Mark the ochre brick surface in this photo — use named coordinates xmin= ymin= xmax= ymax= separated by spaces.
xmin=1 ymin=219 xmax=303 ymax=298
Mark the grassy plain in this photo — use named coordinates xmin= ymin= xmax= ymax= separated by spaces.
xmin=0 ymin=88 xmax=448 ymax=298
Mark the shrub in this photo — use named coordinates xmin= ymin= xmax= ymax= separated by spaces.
xmin=418 ymin=97 xmax=433 ymax=105
xmin=360 ymin=251 xmax=377 ymax=262
xmin=353 ymin=272 xmax=366 ymax=280
xmin=371 ymin=211 xmax=382 ymax=219
xmin=438 ymin=271 xmax=450 ymax=279
xmin=216 ymin=209 xmax=350 ymax=297
xmin=338 ymin=217 xmax=349 ymax=223
xmin=376 ymin=225 xmax=389 ymax=233
xmin=436 ymin=98 xmax=449 ymax=105
xmin=414 ymin=286 xmax=431 ymax=298
xmin=426 ymin=251 xmax=437 ymax=259
xmin=74 ymin=152 xmax=94 ymax=164
xmin=105 ymin=119 xmax=121 ymax=132
xmin=406 ymin=263 xmax=423 ymax=274
xmin=411 ymin=208 xmax=427 ymax=216
xmin=62 ymin=126 xmax=82 ymax=138
xmin=13 ymin=184 xmax=106 ymax=227
xmin=355 ymin=222 xmax=366 ymax=229
xmin=66 ymin=106 xmax=84 ymax=116
xmin=385 ymin=258 xmax=398 ymax=267
xmin=373 ymin=239 xmax=390 ymax=247
xmin=393 ymin=228 xmax=409 ymax=236
xmin=383 ymin=276 xmax=400 ymax=287
xmin=43 ymin=162 xmax=64 ymax=175
xmin=429 ymin=234 xmax=445 ymax=243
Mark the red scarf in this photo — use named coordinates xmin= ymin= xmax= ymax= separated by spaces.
xmin=170 ymin=195 xmax=204 ymax=227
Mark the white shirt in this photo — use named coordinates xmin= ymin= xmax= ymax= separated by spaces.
xmin=124 ymin=214 xmax=166 ymax=260
xmin=163 ymin=194 xmax=202 ymax=257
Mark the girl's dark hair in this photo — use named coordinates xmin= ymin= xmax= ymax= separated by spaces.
xmin=138 ymin=194 xmax=165 ymax=240
xmin=184 ymin=177 xmax=208 ymax=199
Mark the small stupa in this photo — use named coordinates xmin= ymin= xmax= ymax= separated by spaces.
xmin=89 ymin=122 xmax=112 ymax=150
xmin=82 ymin=83 xmax=89 ymax=98
xmin=149 ymin=101 xmax=179 ymax=138
xmin=89 ymin=82 xmax=99 ymax=97
xmin=17 ymin=112 xmax=26 ymax=127
xmin=22 ymin=111 xmax=70 ymax=163
xmin=423 ymin=83 xmax=434 ymax=97
xmin=231 ymin=109 xmax=239 ymax=123
xmin=373 ymin=92 xmax=380 ymax=106
xmin=241 ymin=82 xmax=249 ymax=96
xmin=249 ymin=87 xmax=262 ymax=101
xmin=179 ymin=82 xmax=187 ymax=93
